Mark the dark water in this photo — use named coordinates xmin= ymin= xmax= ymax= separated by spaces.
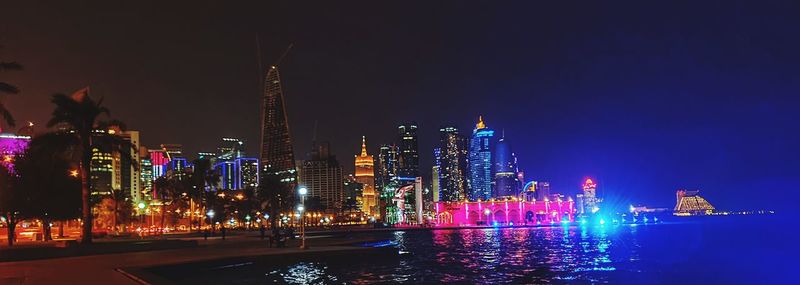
xmin=153 ymin=215 xmax=796 ymax=284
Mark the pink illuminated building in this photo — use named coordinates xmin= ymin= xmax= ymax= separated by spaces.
xmin=434 ymin=198 xmax=575 ymax=226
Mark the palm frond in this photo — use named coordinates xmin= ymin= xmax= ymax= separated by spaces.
xmin=0 ymin=82 xmax=20 ymax=94
xmin=0 ymin=62 xmax=22 ymax=71
xmin=0 ymin=103 xmax=15 ymax=127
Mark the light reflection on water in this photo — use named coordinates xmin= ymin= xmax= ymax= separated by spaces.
xmin=147 ymin=216 xmax=791 ymax=284
xmin=258 ymin=217 xmax=790 ymax=284
xmin=265 ymin=226 xmax=627 ymax=284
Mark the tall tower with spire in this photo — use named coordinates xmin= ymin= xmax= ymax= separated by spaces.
xmin=468 ymin=116 xmax=495 ymax=201
xmin=259 ymin=66 xmax=297 ymax=193
xmin=355 ymin=136 xmax=377 ymax=215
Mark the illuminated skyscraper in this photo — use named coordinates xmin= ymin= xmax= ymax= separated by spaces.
xmin=343 ymin=174 xmax=364 ymax=211
xmin=375 ymin=144 xmax=398 ymax=192
xmin=536 ymin=181 xmax=551 ymax=201
xmin=217 ymin=137 xmax=245 ymax=160
xmin=355 ymin=136 xmax=377 ymax=215
xmin=434 ymin=126 xmax=467 ymax=202
xmin=214 ymin=157 xmax=259 ymax=190
xmin=260 ymin=65 xmax=297 ymax=189
xmin=90 ymin=130 xmax=114 ymax=196
xmin=431 ymin=165 xmax=440 ymax=202
xmin=468 ymin=116 xmax=495 ymax=201
xmin=397 ymin=122 xmax=419 ymax=179
xmin=300 ymin=142 xmax=344 ymax=211
xmin=493 ymin=134 xmax=520 ymax=198
xmin=118 ymin=130 xmax=142 ymax=203
xmin=140 ymin=149 xmax=153 ymax=199
xmin=582 ymin=178 xmax=601 ymax=213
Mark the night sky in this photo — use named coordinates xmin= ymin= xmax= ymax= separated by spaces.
xmin=3 ymin=1 xmax=798 ymax=211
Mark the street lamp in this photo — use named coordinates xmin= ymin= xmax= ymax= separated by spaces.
xmin=206 ymin=209 xmax=214 ymax=232
xmin=298 ymin=186 xmax=308 ymax=249
xmin=138 ymin=202 xmax=147 ymax=227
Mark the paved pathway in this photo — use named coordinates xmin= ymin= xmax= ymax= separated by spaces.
xmin=0 ymin=236 xmax=372 ymax=284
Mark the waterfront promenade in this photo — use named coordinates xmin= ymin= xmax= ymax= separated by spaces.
xmin=0 ymin=233 xmax=383 ymax=284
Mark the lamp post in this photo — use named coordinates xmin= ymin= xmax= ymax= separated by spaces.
xmin=207 ymin=210 xmax=215 ymax=232
xmin=298 ymin=187 xmax=308 ymax=249
xmin=138 ymin=202 xmax=146 ymax=227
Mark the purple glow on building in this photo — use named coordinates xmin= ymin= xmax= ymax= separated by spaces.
xmin=0 ymin=134 xmax=31 ymax=170
xmin=434 ymin=199 xmax=574 ymax=226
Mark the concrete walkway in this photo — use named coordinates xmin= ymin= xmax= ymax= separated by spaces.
xmin=0 ymin=236 xmax=378 ymax=284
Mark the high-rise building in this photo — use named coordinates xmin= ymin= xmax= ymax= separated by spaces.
xmin=582 ymin=178 xmax=601 ymax=213
xmin=214 ymin=157 xmax=260 ymax=190
xmin=375 ymin=144 xmax=398 ymax=192
xmin=87 ymin=129 xmax=142 ymax=202
xmin=218 ymin=137 xmax=245 ymax=160
xmin=468 ymin=116 xmax=495 ymax=201
xmin=435 ymin=127 xmax=468 ymax=202
xmin=431 ymin=165 xmax=440 ymax=202
xmin=118 ymin=131 xmax=142 ymax=203
xmin=140 ymin=149 xmax=153 ymax=199
xmin=396 ymin=122 xmax=419 ymax=179
xmin=166 ymin=158 xmax=189 ymax=180
xmin=160 ymin=144 xmax=183 ymax=160
xmin=197 ymin=152 xmax=217 ymax=160
xmin=536 ymin=181 xmax=551 ymax=201
xmin=354 ymin=136 xmax=377 ymax=215
xmin=259 ymin=65 xmax=297 ymax=190
xmin=300 ymin=142 xmax=344 ymax=211
xmin=343 ymin=174 xmax=364 ymax=211
xmin=493 ymin=134 xmax=520 ymax=198
xmin=239 ymin=158 xmax=259 ymax=188
xmin=575 ymin=194 xmax=585 ymax=214
xmin=90 ymin=130 xmax=114 ymax=196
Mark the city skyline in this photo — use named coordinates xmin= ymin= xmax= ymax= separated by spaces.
xmin=2 ymin=1 xmax=798 ymax=212
xmin=0 ymin=2 xmax=794 ymax=284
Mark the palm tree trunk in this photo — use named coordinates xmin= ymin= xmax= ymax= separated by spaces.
xmin=160 ymin=202 xmax=166 ymax=229
xmin=112 ymin=198 xmax=118 ymax=234
xmin=6 ymin=213 xmax=16 ymax=246
xmin=80 ymin=134 xmax=93 ymax=244
xmin=58 ymin=221 xmax=65 ymax=238
xmin=42 ymin=218 xmax=52 ymax=241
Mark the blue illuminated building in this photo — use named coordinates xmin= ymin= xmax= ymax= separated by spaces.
xmin=468 ymin=116 xmax=495 ymax=201
xmin=215 ymin=157 xmax=260 ymax=190
xmin=493 ymin=133 xmax=520 ymax=197
xmin=166 ymin=157 xmax=189 ymax=179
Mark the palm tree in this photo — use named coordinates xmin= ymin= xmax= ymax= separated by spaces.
xmin=0 ymin=163 xmax=25 ymax=246
xmin=14 ymin=132 xmax=82 ymax=241
xmin=0 ymin=60 xmax=22 ymax=129
xmin=191 ymin=158 xmax=219 ymax=231
xmin=154 ymin=176 xmax=185 ymax=230
xmin=45 ymin=90 xmax=129 ymax=244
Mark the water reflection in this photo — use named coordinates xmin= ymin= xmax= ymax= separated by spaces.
xmin=265 ymin=262 xmax=337 ymax=284
xmin=262 ymin=225 xmax=688 ymax=283
xmin=156 ymin=216 xmax=788 ymax=284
